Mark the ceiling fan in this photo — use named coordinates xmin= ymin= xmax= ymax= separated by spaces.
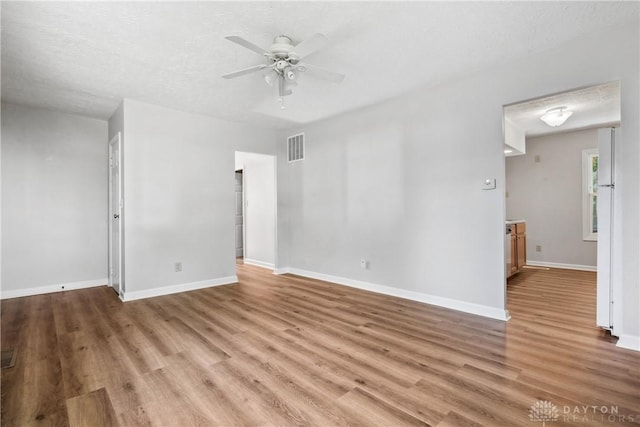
xmin=222 ymin=33 xmax=345 ymax=108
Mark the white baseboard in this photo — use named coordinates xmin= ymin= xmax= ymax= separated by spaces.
xmin=616 ymin=334 xmax=640 ymax=352
xmin=526 ymin=260 xmax=597 ymax=272
xmin=273 ymin=267 xmax=291 ymax=275
xmin=0 ymin=278 xmax=108 ymax=300
xmin=285 ymin=268 xmax=510 ymax=321
xmin=121 ymin=276 xmax=238 ymax=302
xmin=243 ymin=258 xmax=275 ymax=270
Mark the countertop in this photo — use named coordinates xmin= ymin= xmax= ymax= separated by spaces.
xmin=506 ymin=219 xmax=526 ymax=225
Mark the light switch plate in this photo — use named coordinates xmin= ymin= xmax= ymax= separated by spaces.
xmin=482 ymin=178 xmax=496 ymax=190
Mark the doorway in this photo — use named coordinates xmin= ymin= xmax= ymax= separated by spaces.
xmin=502 ymin=81 xmax=621 ymax=334
xmin=234 ymin=152 xmax=277 ymax=271
xmin=108 ymin=132 xmax=123 ymax=296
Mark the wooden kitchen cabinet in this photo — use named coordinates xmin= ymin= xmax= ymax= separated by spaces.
xmin=510 ymin=222 xmax=526 ymax=275
xmin=510 ymin=233 xmax=518 ymax=275
xmin=516 ymin=223 xmax=526 ymax=271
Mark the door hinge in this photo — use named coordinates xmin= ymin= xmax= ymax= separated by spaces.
xmin=109 ymin=157 xmax=114 ymax=168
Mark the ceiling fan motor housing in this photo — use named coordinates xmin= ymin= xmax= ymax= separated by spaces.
xmin=270 ymin=35 xmax=293 ymax=57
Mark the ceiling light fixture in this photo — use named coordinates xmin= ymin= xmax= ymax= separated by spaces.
xmin=284 ymin=66 xmax=297 ymax=81
xmin=263 ymin=69 xmax=279 ymax=86
xmin=504 ymin=149 xmax=513 ymax=154
xmin=540 ymin=107 xmax=573 ymax=127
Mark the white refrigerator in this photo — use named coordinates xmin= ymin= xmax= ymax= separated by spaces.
xmin=596 ymin=127 xmax=617 ymax=330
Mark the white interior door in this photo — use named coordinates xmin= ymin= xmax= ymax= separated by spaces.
xmin=109 ymin=133 xmax=123 ymax=296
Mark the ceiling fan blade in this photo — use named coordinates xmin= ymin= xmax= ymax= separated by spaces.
xmin=290 ymin=33 xmax=328 ymax=60
xmin=225 ymin=35 xmax=268 ymax=56
xmin=299 ymin=63 xmax=345 ymax=83
xmin=222 ymin=64 xmax=267 ymax=79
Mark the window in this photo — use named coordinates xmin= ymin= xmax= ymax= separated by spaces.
xmin=582 ymin=148 xmax=598 ymax=241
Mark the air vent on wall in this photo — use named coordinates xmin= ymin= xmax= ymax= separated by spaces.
xmin=287 ymin=133 xmax=304 ymax=163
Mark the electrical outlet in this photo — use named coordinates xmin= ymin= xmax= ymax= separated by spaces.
xmin=360 ymin=258 xmax=368 ymax=269
xmin=175 ymin=261 xmax=182 ymax=272
xmin=536 ymin=245 xmax=542 ymax=252
xmin=505 ymin=191 xmax=509 ymax=198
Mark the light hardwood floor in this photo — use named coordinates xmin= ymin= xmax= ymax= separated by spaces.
xmin=2 ymin=263 xmax=639 ymax=426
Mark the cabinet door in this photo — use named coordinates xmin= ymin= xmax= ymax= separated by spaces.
xmin=516 ymin=234 xmax=526 ymax=269
xmin=511 ymin=235 xmax=518 ymax=274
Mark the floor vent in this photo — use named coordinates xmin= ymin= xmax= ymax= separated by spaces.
xmin=1 ymin=350 xmax=16 ymax=369
xmin=287 ymin=133 xmax=304 ymax=163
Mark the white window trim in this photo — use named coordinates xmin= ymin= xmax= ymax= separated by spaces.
xmin=582 ymin=148 xmax=598 ymax=241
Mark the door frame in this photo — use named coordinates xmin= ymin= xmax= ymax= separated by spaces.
xmin=234 ymin=152 xmax=278 ymax=270
xmin=501 ymin=83 xmax=622 ymax=336
xmin=242 ymin=168 xmax=247 ymax=260
xmin=108 ymin=132 xmax=123 ymax=297
xmin=235 ymin=168 xmax=245 ymax=259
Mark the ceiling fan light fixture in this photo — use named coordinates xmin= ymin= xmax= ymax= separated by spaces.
xmin=263 ymin=69 xmax=279 ymax=86
xmin=540 ymin=106 xmax=573 ymax=127
xmin=284 ymin=67 xmax=297 ymax=81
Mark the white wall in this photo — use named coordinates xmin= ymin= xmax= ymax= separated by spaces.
xmin=119 ymin=99 xmax=279 ymax=298
xmin=108 ymin=101 xmax=124 ymax=142
xmin=283 ymin=80 xmax=508 ymax=319
xmin=235 ymin=152 xmax=276 ymax=268
xmin=1 ymin=103 xmax=108 ymax=296
xmin=282 ymin=21 xmax=639 ymax=337
xmin=504 ymin=118 xmax=526 ymax=155
xmin=506 ymin=129 xmax=598 ymax=268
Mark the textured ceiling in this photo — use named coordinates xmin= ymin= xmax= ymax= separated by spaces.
xmin=504 ymin=81 xmax=621 ymax=138
xmin=1 ymin=2 xmax=638 ymax=129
